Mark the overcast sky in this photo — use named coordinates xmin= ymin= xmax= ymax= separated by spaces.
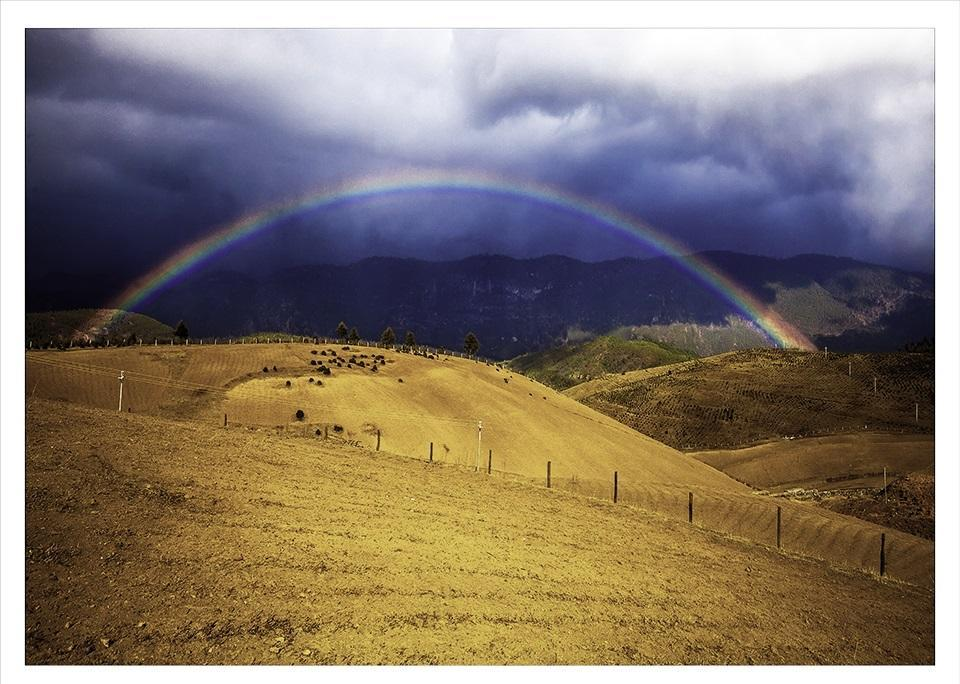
xmin=25 ymin=28 xmax=934 ymax=286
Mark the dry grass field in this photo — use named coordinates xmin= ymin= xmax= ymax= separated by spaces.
xmin=566 ymin=349 xmax=934 ymax=451
xmin=26 ymin=398 xmax=934 ymax=665
xmin=25 ymin=344 xmax=738 ymax=490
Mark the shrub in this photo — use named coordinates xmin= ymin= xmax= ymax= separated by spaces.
xmin=371 ymin=365 xmax=378 ymax=372
xmin=295 ymin=409 xmax=305 ymax=421
xmin=311 ymin=350 xmax=318 ymax=355
xmin=273 ymin=365 xmax=277 ymax=371
xmin=315 ymin=429 xmax=322 ymax=436
xmin=309 ymin=378 xmax=314 ymax=383
xmin=320 ymin=350 xmax=327 ymax=356
xmin=398 ymin=378 xmax=404 ymax=383
xmin=285 ymin=380 xmax=291 ymax=387
xmin=263 ymin=367 xmax=269 ymax=373
xmin=333 ymin=424 xmax=343 ymax=433
xmin=310 ymin=359 xmax=317 ymax=365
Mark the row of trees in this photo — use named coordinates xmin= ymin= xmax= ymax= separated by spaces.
xmin=336 ymin=320 xmax=480 ymax=355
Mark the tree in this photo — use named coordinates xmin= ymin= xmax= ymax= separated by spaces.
xmin=404 ymin=330 xmax=416 ymax=347
xmin=175 ymin=320 xmax=189 ymax=340
xmin=336 ymin=321 xmax=348 ymax=341
xmin=348 ymin=326 xmax=360 ymax=343
xmin=380 ymin=326 xmax=396 ymax=346
xmin=463 ymin=332 xmax=480 ymax=356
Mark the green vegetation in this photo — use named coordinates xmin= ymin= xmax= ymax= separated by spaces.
xmin=509 ymin=335 xmax=694 ymax=390
xmin=380 ymin=326 xmax=396 ymax=345
xmin=463 ymin=331 xmax=480 ymax=356
xmin=610 ymin=316 xmax=770 ymax=357
xmin=25 ymin=309 xmax=174 ymax=348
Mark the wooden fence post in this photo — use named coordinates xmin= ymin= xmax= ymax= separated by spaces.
xmin=547 ymin=461 xmax=551 ymax=488
xmin=487 ymin=449 xmax=492 ymax=474
xmin=613 ymin=471 xmax=618 ymax=503
xmin=376 ymin=430 xmax=381 ymax=451
xmin=688 ymin=492 xmax=693 ymax=523
xmin=776 ymin=506 xmax=782 ymax=549
xmin=223 ymin=413 xmax=227 ymax=427
xmin=429 ymin=442 xmax=433 ymax=462
xmin=880 ymin=533 xmax=886 ymax=576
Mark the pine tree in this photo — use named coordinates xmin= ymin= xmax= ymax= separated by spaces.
xmin=174 ymin=320 xmax=189 ymax=340
xmin=336 ymin=321 xmax=348 ymax=341
xmin=404 ymin=330 xmax=416 ymax=347
xmin=348 ymin=327 xmax=360 ymax=343
xmin=380 ymin=326 xmax=396 ymax=346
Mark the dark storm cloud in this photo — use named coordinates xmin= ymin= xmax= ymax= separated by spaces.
xmin=25 ymin=28 xmax=934 ymax=305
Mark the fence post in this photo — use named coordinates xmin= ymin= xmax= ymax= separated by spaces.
xmin=487 ymin=449 xmax=492 ymax=474
xmin=688 ymin=492 xmax=693 ymax=523
xmin=223 ymin=413 xmax=227 ymax=427
xmin=376 ymin=430 xmax=381 ymax=451
xmin=776 ymin=506 xmax=782 ymax=549
xmin=429 ymin=442 xmax=433 ymax=462
xmin=613 ymin=471 xmax=618 ymax=503
xmin=547 ymin=461 xmax=551 ymax=488
xmin=880 ymin=533 xmax=886 ymax=576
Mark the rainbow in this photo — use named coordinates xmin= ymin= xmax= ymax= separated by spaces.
xmin=89 ymin=170 xmax=816 ymax=350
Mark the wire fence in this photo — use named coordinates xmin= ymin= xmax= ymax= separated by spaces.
xmin=25 ymin=349 xmax=934 ymax=591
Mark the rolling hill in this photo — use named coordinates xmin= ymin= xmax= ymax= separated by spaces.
xmin=567 ymin=349 xmax=934 ymax=451
xmin=24 ymin=342 xmax=738 ymax=491
xmin=26 ymin=397 xmax=934 ymax=663
xmin=508 ymin=336 xmax=693 ymax=390
xmin=26 ymin=309 xmax=174 ymax=346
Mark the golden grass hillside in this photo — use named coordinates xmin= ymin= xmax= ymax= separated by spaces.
xmin=26 ymin=399 xmax=933 ymax=665
xmin=565 ymin=349 xmax=934 ymax=451
xmin=25 ymin=343 xmax=740 ymax=491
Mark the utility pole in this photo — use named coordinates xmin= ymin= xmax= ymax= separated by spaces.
xmin=476 ymin=420 xmax=482 ymax=472
xmin=117 ymin=370 xmax=125 ymax=412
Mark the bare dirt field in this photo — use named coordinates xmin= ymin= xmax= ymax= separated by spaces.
xmin=26 ymin=399 xmax=934 ymax=664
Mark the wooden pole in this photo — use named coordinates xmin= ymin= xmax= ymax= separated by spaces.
xmin=915 ymin=403 xmax=919 ymax=423
xmin=547 ymin=461 xmax=551 ymax=489
xmin=880 ymin=533 xmax=886 ymax=576
xmin=376 ymin=430 xmax=381 ymax=451
xmin=223 ymin=413 xmax=227 ymax=427
xmin=429 ymin=442 xmax=433 ymax=462
xmin=776 ymin=506 xmax=782 ymax=549
xmin=688 ymin=492 xmax=693 ymax=523
xmin=613 ymin=471 xmax=618 ymax=503
xmin=487 ymin=449 xmax=492 ymax=475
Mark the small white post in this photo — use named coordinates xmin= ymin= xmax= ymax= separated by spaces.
xmin=874 ymin=377 xmax=877 ymax=394
xmin=883 ymin=466 xmax=887 ymax=501
xmin=915 ymin=403 xmax=919 ymax=423
xmin=476 ymin=420 xmax=483 ymax=472
xmin=117 ymin=370 xmax=125 ymax=412
xmin=848 ymin=361 xmax=851 ymax=376
xmin=139 ymin=338 xmax=142 ymax=347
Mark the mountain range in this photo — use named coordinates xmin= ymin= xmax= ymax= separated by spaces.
xmin=27 ymin=252 xmax=934 ymax=359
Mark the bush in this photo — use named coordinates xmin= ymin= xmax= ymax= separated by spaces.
xmin=397 ymin=378 xmax=404 ymax=383
xmin=263 ymin=367 xmax=269 ymax=373
xmin=295 ymin=409 xmax=305 ymax=421
xmin=285 ymin=380 xmax=292 ymax=387
xmin=309 ymin=377 xmax=315 ymax=383
xmin=273 ymin=365 xmax=278 ymax=371
xmin=311 ymin=350 xmax=318 ymax=355
xmin=310 ymin=359 xmax=317 ymax=365
xmin=315 ymin=429 xmax=322 ymax=436
xmin=333 ymin=424 xmax=343 ymax=433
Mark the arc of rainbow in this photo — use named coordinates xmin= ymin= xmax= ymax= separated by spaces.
xmin=90 ymin=170 xmax=816 ymax=351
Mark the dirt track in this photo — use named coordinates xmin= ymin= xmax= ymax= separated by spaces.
xmin=26 ymin=399 xmax=934 ymax=664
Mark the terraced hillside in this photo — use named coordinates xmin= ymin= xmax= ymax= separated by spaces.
xmin=568 ymin=349 xmax=934 ymax=451
xmin=25 ymin=399 xmax=934 ymax=664
xmin=24 ymin=343 xmax=737 ymax=490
